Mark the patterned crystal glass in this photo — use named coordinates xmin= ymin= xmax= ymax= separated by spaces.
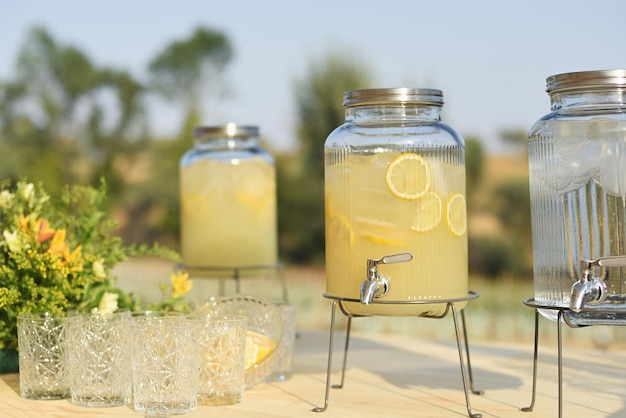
xmin=68 ymin=311 xmax=131 ymax=407
xmin=17 ymin=313 xmax=73 ymax=400
xmin=192 ymin=315 xmax=247 ymax=406
xmin=131 ymin=315 xmax=199 ymax=416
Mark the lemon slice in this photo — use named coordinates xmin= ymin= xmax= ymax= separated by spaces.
xmin=327 ymin=215 xmax=355 ymax=248
xmin=385 ymin=153 xmax=431 ymax=200
xmin=446 ymin=193 xmax=467 ymax=236
xmin=362 ymin=233 xmax=407 ymax=246
xmin=410 ymin=191 xmax=442 ymax=232
xmin=245 ymin=330 xmax=276 ymax=369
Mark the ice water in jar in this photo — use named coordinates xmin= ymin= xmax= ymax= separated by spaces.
xmin=528 ymin=70 xmax=626 ymax=325
xmin=324 ymin=88 xmax=468 ymax=316
xmin=179 ymin=123 xmax=277 ymax=270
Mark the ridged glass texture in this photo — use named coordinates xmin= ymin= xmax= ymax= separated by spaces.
xmin=324 ymin=95 xmax=468 ymax=317
xmin=529 ymin=118 xmax=626 ymax=324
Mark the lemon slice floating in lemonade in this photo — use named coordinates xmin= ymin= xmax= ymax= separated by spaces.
xmin=327 ymin=215 xmax=355 ymax=248
xmin=410 ymin=191 xmax=442 ymax=232
xmin=385 ymin=153 xmax=431 ymax=200
xmin=447 ymin=193 xmax=467 ymax=236
xmin=245 ymin=330 xmax=276 ymax=369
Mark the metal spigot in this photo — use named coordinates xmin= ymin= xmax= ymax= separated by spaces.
xmin=569 ymin=256 xmax=626 ymax=312
xmin=360 ymin=253 xmax=413 ymax=305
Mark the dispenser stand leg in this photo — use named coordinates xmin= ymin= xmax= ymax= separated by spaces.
xmin=461 ymin=310 xmax=483 ymax=395
xmin=450 ymin=303 xmax=482 ymax=418
xmin=521 ymin=309 xmax=539 ymax=412
xmin=312 ymin=299 xmax=340 ymax=412
xmin=333 ymin=316 xmax=352 ymax=389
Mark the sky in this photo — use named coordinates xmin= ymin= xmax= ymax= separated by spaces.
xmin=1 ymin=0 xmax=626 ymax=154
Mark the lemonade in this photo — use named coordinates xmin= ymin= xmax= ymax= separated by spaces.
xmin=180 ymin=155 xmax=277 ymax=269
xmin=325 ymin=149 xmax=468 ymax=316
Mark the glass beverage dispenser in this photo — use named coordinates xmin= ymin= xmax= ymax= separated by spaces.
xmin=179 ymin=123 xmax=277 ymax=270
xmin=324 ymin=88 xmax=468 ymax=316
xmin=528 ymin=70 xmax=626 ymax=325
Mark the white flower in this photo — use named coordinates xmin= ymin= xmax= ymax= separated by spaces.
xmin=92 ymin=260 xmax=106 ymax=279
xmin=0 ymin=190 xmax=13 ymax=209
xmin=21 ymin=183 xmax=34 ymax=201
xmin=97 ymin=292 xmax=119 ymax=314
xmin=3 ymin=230 xmax=22 ymax=253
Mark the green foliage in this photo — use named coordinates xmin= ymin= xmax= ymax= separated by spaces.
xmin=465 ymin=136 xmax=485 ymax=200
xmin=278 ymin=49 xmax=372 ymax=263
xmin=149 ymin=26 xmax=233 ymax=110
xmin=468 ymin=235 xmax=529 ymax=279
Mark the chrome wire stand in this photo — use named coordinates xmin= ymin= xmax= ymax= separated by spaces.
xmin=521 ymin=298 xmax=626 ymax=418
xmin=312 ymin=291 xmax=483 ymax=418
xmin=177 ymin=262 xmax=288 ymax=301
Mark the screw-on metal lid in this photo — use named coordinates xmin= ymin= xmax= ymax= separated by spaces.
xmin=193 ymin=123 xmax=258 ymax=141
xmin=343 ymin=87 xmax=444 ymax=107
xmin=546 ymin=69 xmax=626 ymax=93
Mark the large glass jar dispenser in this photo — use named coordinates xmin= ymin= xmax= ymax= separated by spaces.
xmin=324 ymin=88 xmax=468 ymax=316
xmin=528 ymin=69 xmax=626 ymax=325
xmin=179 ymin=123 xmax=277 ymax=269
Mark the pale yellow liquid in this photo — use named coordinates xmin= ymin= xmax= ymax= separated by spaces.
xmin=180 ymin=157 xmax=277 ymax=269
xmin=325 ymin=151 xmax=468 ymax=316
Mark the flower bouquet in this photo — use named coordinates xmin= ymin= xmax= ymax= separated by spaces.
xmin=0 ymin=179 xmax=187 ymax=372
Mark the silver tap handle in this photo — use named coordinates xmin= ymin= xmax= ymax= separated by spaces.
xmin=379 ymin=253 xmax=413 ymax=265
xmin=581 ymin=255 xmax=626 ymax=270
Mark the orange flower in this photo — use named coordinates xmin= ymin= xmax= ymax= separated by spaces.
xmin=37 ymin=219 xmax=56 ymax=243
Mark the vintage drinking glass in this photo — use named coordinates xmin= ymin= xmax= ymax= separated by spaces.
xmin=267 ymin=302 xmax=296 ymax=382
xmin=17 ymin=312 xmax=73 ymax=400
xmin=131 ymin=315 xmax=200 ymax=416
xmin=191 ymin=315 xmax=247 ymax=406
xmin=68 ymin=311 xmax=131 ymax=407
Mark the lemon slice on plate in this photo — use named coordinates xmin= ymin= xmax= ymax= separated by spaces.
xmin=385 ymin=153 xmax=431 ymax=200
xmin=245 ymin=330 xmax=277 ymax=369
xmin=410 ymin=191 xmax=442 ymax=232
xmin=446 ymin=193 xmax=467 ymax=236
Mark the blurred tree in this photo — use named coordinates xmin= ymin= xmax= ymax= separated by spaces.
xmin=0 ymin=26 xmax=148 ymax=195
xmin=464 ymin=136 xmax=484 ymax=201
xmin=148 ymin=26 xmax=232 ymax=140
xmin=279 ymin=50 xmax=372 ymax=263
xmin=499 ymin=128 xmax=528 ymax=154
xmin=492 ymin=178 xmax=532 ymax=274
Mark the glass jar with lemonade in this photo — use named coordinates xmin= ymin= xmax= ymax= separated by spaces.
xmin=180 ymin=123 xmax=277 ymax=270
xmin=324 ymin=88 xmax=468 ymax=316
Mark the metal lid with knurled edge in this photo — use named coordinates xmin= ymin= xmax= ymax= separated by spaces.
xmin=343 ymin=87 xmax=444 ymax=108
xmin=546 ymin=69 xmax=626 ymax=94
xmin=193 ymin=123 xmax=258 ymax=142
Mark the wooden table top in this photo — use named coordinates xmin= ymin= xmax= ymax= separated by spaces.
xmin=2 ymin=328 xmax=626 ymax=417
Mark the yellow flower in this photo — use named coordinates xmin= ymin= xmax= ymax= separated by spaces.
xmin=170 ymin=271 xmax=193 ymax=298
xmin=48 ymin=229 xmax=69 ymax=257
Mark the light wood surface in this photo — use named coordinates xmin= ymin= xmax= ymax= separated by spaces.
xmin=2 ymin=329 xmax=626 ymax=417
